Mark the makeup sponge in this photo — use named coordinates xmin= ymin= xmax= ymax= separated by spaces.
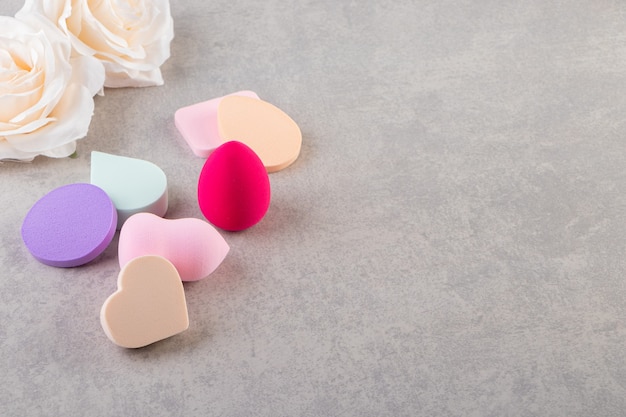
xmin=91 ymin=151 xmax=168 ymax=229
xmin=174 ymin=90 xmax=260 ymax=157
xmin=217 ymin=95 xmax=302 ymax=172
xmin=21 ymin=183 xmax=117 ymax=267
xmin=118 ymin=213 xmax=229 ymax=282
xmin=100 ymin=255 xmax=189 ymax=348
xmin=197 ymin=141 xmax=270 ymax=231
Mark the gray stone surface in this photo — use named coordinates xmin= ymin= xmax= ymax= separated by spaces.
xmin=2 ymin=1 xmax=626 ymax=416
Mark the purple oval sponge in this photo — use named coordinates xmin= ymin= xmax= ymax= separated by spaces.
xmin=21 ymin=183 xmax=117 ymax=267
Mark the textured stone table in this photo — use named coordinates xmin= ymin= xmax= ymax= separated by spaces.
xmin=2 ymin=1 xmax=626 ymax=416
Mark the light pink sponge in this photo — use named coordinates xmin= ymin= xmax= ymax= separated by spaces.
xmin=174 ymin=90 xmax=260 ymax=157
xmin=118 ymin=213 xmax=229 ymax=281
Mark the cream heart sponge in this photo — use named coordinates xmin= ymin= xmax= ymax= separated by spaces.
xmin=118 ymin=213 xmax=229 ymax=281
xmin=100 ymin=255 xmax=189 ymax=349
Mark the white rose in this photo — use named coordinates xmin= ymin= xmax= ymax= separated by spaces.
xmin=0 ymin=14 xmax=104 ymax=162
xmin=18 ymin=0 xmax=174 ymax=88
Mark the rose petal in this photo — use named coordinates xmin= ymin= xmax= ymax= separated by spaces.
xmin=0 ymin=134 xmax=77 ymax=161
xmin=0 ymin=117 xmax=53 ymax=137
xmin=1 ymin=88 xmax=44 ymax=125
xmin=103 ymin=66 xmax=163 ymax=88
xmin=0 ymin=138 xmax=37 ymax=161
xmin=40 ymin=139 xmax=77 ymax=158
xmin=7 ymin=15 xmax=74 ymax=124
xmin=80 ymin=1 xmax=130 ymax=50
xmin=6 ymin=82 xmax=93 ymax=153
xmin=70 ymin=55 xmax=105 ymax=96
xmin=9 ymin=77 xmax=66 ymax=125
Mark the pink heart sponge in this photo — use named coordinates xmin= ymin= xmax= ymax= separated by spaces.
xmin=118 ymin=213 xmax=229 ymax=281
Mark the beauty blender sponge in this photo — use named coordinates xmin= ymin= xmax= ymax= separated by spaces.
xmin=174 ymin=90 xmax=260 ymax=157
xmin=197 ymin=141 xmax=270 ymax=231
xmin=90 ymin=151 xmax=168 ymax=229
xmin=217 ymin=95 xmax=302 ymax=172
xmin=21 ymin=183 xmax=117 ymax=267
xmin=118 ymin=213 xmax=229 ymax=282
xmin=100 ymin=255 xmax=189 ymax=348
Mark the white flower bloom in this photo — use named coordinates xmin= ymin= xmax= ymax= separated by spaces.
xmin=18 ymin=0 xmax=174 ymax=88
xmin=0 ymin=14 xmax=104 ymax=162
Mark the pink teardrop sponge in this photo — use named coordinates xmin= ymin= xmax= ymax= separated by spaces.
xmin=197 ymin=141 xmax=270 ymax=231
